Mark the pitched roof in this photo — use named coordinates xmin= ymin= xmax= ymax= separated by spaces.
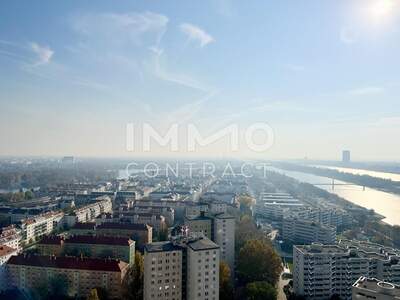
xmin=65 ymin=235 xmax=133 ymax=246
xmin=0 ymin=245 xmax=17 ymax=257
xmin=38 ymin=235 xmax=63 ymax=245
xmin=7 ymin=255 xmax=128 ymax=272
xmin=71 ymin=222 xmax=96 ymax=230
xmin=97 ymin=222 xmax=151 ymax=231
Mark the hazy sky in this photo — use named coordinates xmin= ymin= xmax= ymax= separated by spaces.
xmin=1 ymin=0 xmax=400 ymax=160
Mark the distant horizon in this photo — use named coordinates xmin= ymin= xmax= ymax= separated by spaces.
xmin=1 ymin=154 xmax=399 ymax=164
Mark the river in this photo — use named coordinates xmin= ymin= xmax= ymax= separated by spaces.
xmin=313 ymin=165 xmax=400 ymax=182
xmin=267 ymin=166 xmax=400 ymax=226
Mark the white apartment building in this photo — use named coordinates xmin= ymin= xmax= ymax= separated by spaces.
xmin=20 ymin=211 xmax=64 ymax=243
xmin=353 ymin=277 xmax=400 ymax=300
xmin=64 ymin=196 xmax=112 ymax=227
xmin=254 ymin=192 xmax=303 ymax=220
xmin=282 ymin=218 xmax=336 ymax=245
xmin=144 ymin=236 xmax=220 ymax=300
xmin=289 ymin=206 xmax=353 ymax=229
xmin=293 ymin=242 xmax=400 ymax=300
xmin=0 ymin=225 xmax=21 ymax=252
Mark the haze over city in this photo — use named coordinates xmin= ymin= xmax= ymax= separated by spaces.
xmin=1 ymin=0 xmax=400 ymax=160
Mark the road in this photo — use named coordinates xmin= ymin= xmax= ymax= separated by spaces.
xmin=277 ymin=272 xmax=290 ymax=300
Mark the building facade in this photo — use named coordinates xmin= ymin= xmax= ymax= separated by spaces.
xmin=282 ymin=218 xmax=336 ymax=245
xmin=144 ymin=236 xmax=220 ymax=300
xmin=293 ymin=242 xmax=400 ymax=300
xmin=6 ymin=255 xmax=128 ymax=299
xmin=352 ymin=277 xmax=400 ymax=300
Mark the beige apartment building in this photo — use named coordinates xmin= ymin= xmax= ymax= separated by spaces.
xmin=6 ymin=255 xmax=128 ymax=299
xmin=144 ymin=236 xmax=220 ymax=300
xmin=96 ymin=222 xmax=152 ymax=249
xmin=186 ymin=238 xmax=220 ymax=300
xmin=185 ymin=210 xmax=235 ymax=274
xmin=37 ymin=234 xmax=135 ymax=265
xmin=184 ymin=214 xmax=213 ymax=239
xmin=144 ymin=241 xmax=183 ymax=300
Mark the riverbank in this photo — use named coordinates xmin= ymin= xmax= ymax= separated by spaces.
xmin=267 ymin=165 xmax=400 ymax=226
xmin=273 ymin=162 xmax=400 ymax=196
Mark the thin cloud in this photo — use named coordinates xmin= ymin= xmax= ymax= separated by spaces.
xmin=0 ymin=40 xmax=53 ymax=66
xmin=151 ymin=47 xmax=212 ymax=92
xmin=180 ymin=23 xmax=214 ymax=47
xmin=30 ymin=42 xmax=54 ymax=65
xmin=71 ymin=11 xmax=168 ymax=46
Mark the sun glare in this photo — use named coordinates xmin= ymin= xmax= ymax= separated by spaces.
xmin=368 ymin=0 xmax=396 ymax=22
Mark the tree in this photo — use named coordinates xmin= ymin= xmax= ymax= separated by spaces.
xmin=238 ymin=194 xmax=254 ymax=215
xmin=24 ymin=190 xmax=34 ymax=200
xmin=245 ymin=281 xmax=277 ymax=300
xmin=237 ymin=239 xmax=282 ymax=286
xmin=122 ymin=251 xmax=144 ymax=300
xmin=236 ymin=215 xmax=267 ymax=251
xmin=220 ymin=262 xmax=233 ymax=300
xmin=87 ymin=288 xmax=101 ymax=300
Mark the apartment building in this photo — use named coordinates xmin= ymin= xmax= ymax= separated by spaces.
xmin=6 ymin=255 xmax=128 ymax=299
xmin=0 ymin=245 xmax=18 ymax=291
xmin=293 ymin=242 xmax=400 ymax=300
xmin=186 ymin=237 xmax=220 ymax=300
xmin=185 ymin=203 xmax=210 ymax=219
xmin=69 ymin=222 xmax=96 ymax=235
xmin=288 ymin=206 xmax=353 ymax=229
xmin=64 ymin=196 xmax=112 ymax=227
xmin=144 ymin=241 xmax=183 ymax=300
xmin=20 ymin=211 xmax=64 ymax=244
xmin=202 ymin=192 xmax=236 ymax=204
xmin=184 ymin=205 xmax=235 ymax=274
xmin=0 ymin=225 xmax=21 ymax=252
xmin=64 ymin=235 xmax=135 ymax=265
xmin=353 ymin=277 xmax=400 ymax=300
xmin=37 ymin=235 xmax=64 ymax=256
xmin=115 ymin=212 xmax=167 ymax=232
xmin=96 ymin=222 xmax=152 ymax=248
xmin=282 ymin=218 xmax=336 ymax=245
xmin=254 ymin=192 xmax=303 ymax=221
xmin=213 ymin=212 xmax=235 ymax=274
xmin=132 ymin=205 xmax=175 ymax=226
xmin=144 ymin=235 xmax=220 ymax=300
xmin=185 ymin=214 xmax=213 ymax=239
xmin=37 ymin=235 xmax=135 ymax=265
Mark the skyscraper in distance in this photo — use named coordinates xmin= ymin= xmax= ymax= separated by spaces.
xmin=342 ymin=150 xmax=350 ymax=163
